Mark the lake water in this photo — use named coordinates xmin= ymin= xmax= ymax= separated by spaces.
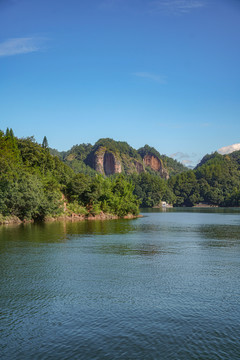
xmin=0 ymin=208 xmax=240 ymax=360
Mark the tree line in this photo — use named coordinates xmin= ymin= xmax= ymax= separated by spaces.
xmin=0 ymin=130 xmax=139 ymax=222
xmin=1 ymin=129 xmax=239 ymax=223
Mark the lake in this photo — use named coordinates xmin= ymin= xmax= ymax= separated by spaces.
xmin=0 ymin=208 xmax=240 ymax=360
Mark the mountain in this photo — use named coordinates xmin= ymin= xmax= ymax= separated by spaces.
xmin=169 ymin=150 xmax=240 ymax=207
xmin=51 ymin=138 xmax=188 ymax=178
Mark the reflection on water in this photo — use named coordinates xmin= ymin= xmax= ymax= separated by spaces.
xmin=0 ymin=208 xmax=240 ymax=360
xmin=199 ymin=224 xmax=240 ymax=243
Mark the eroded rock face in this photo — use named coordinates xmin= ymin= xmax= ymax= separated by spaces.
xmin=92 ymin=148 xmax=168 ymax=178
xmin=143 ymin=155 xmax=169 ymax=179
xmin=94 ymin=148 xmax=121 ymax=175
xmin=104 ymin=152 xmax=121 ymax=175
xmin=134 ymin=160 xmax=144 ymax=173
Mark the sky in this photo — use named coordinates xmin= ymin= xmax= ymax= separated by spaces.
xmin=0 ymin=0 xmax=240 ymax=166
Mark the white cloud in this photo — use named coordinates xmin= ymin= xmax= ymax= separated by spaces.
xmin=133 ymin=72 xmax=166 ymax=84
xmin=149 ymin=0 xmax=205 ymax=14
xmin=218 ymin=143 xmax=240 ymax=155
xmin=170 ymin=151 xmax=200 ymax=166
xmin=0 ymin=37 xmax=41 ymax=57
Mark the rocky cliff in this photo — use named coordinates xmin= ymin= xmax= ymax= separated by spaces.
xmin=89 ymin=146 xmax=169 ymax=178
xmin=51 ymin=138 xmax=187 ymax=178
xmin=94 ymin=147 xmax=122 ymax=175
xmin=143 ymin=155 xmax=169 ymax=179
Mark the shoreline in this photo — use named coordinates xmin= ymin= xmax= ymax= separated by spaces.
xmin=0 ymin=213 xmax=142 ymax=226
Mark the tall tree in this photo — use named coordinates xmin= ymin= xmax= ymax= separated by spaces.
xmin=9 ymin=128 xmax=14 ymax=138
xmin=42 ymin=136 xmax=49 ymax=149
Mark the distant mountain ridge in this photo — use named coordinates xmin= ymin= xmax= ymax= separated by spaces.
xmin=50 ymin=138 xmax=188 ymax=178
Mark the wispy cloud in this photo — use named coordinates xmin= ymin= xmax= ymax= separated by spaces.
xmin=0 ymin=37 xmax=42 ymax=57
xmin=171 ymin=151 xmax=191 ymax=159
xmin=218 ymin=143 xmax=240 ymax=155
xmin=99 ymin=0 xmax=206 ymax=15
xmin=149 ymin=0 xmax=206 ymax=14
xmin=133 ymin=72 xmax=166 ymax=84
xmin=170 ymin=151 xmax=199 ymax=166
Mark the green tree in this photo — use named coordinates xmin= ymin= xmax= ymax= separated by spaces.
xmin=42 ymin=136 xmax=49 ymax=149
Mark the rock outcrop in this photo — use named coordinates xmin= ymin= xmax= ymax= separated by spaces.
xmin=134 ymin=160 xmax=144 ymax=173
xmin=143 ymin=155 xmax=169 ymax=179
xmin=65 ymin=139 xmax=175 ymax=178
xmin=94 ymin=147 xmax=122 ymax=175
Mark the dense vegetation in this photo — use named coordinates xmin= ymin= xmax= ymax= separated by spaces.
xmin=129 ymin=173 xmax=175 ymax=207
xmin=169 ymin=152 xmax=240 ymax=207
xmin=0 ymin=130 xmax=140 ymax=222
xmin=1 ymin=129 xmax=239 ymax=224
xmin=128 ymin=151 xmax=240 ymax=208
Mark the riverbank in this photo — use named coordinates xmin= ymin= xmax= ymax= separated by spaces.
xmin=0 ymin=212 xmax=142 ymax=225
xmin=46 ymin=212 xmax=142 ymax=223
xmin=193 ymin=203 xmax=219 ymax=208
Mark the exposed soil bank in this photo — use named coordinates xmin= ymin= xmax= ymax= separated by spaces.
xmin=0 ymin=216 xmax=33 ymax=225
xmin=45 ymin=212 xmax=142 ymax=222
xmin=0 ymin=212 xmax=142 ymax=225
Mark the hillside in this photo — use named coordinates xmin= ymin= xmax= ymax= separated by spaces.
xmin=2 ymin=129 xmax=239 ymax=216
xmin=138 ymin=144 xmax=188 ymax=177
xmin=51 ymin=138 xmax=187 ymax=179
xmin=0 ymin=130 xmax=140 ymax=222
xmin=169 ymin=150 xmax=240 ymax=207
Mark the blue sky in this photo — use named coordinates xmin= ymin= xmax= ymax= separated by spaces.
xmin=0 ymin=0 xmax=240 ymax=166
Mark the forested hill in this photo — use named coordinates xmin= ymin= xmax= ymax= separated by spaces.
xmin=1 ymin=129 xmax=239 ymax=224
xmin=50 ymin=138 xmax=187 ymax=178
xmin=169 ymin=150 xmax=240 ymax=207
xmin=0 ymin=130 xmax=140 ymax=222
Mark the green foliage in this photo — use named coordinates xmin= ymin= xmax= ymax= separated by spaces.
xmin=1 ymin=127 xmax=240 ymax=223
xmin=42 ymin=136 xmax=49 ymax=148
xmin=1 ymin=173 xmax=62 ymax=220
xmin=169 ymin=151 xmax=240 ymax=207
xmin=0 ymin=130 xmax=141 ymax=221
xmin=94 ymin=138 xmax=141 ymax=160
xmin=50 ymin=143 xmax=96 ymax=176
xmin=138 ymin=144 xmax=162 ymax=160
xmin=65 ymin=143 xmax=93 ymax=161
xmin=66 ymin=201 xmax=88 ymax=216
xmin=195 ymin=152 xmax=221 ymax=169
xmin=65 ymin=174 xmax=140 ymax=216
xmin=130 ymin=172 xmax=175 ymax=207
xmin=0 ymin=131 xmax=72 ymax=221
xmin=168 ymin=171 xmax=200 ymax=206
xmin=64 ymin=159 xmax=97 ymax=176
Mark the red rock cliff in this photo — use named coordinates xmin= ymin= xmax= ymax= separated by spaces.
xmin=94 ymin=148 xmax=121 ymax=175
xmin=143 ymin=155 xmax=169 ymax=179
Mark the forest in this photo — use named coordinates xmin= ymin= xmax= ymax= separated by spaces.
xmin=0 ymin=129 xmax=139 ymax=222
xmin=0 ymin=129 xmax=239 ymax=223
